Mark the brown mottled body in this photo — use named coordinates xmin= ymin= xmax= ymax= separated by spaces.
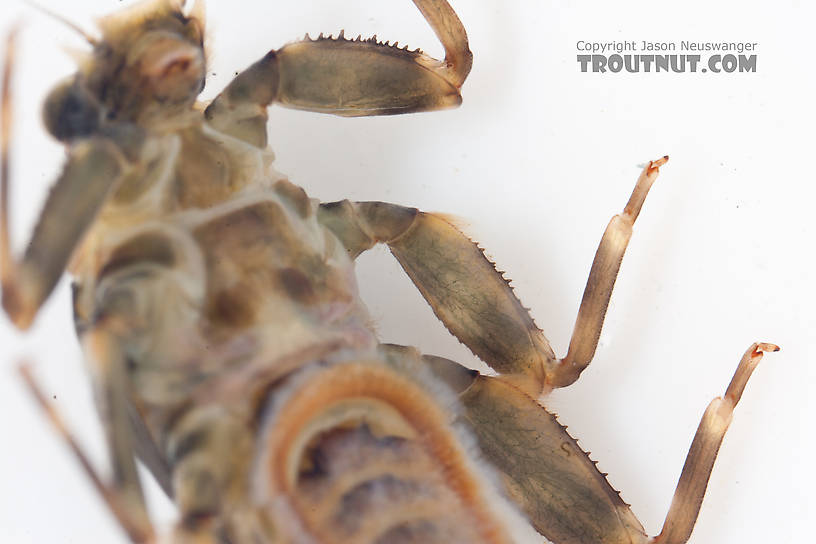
xmin=0 ymin=1 xmax=776 ymax=543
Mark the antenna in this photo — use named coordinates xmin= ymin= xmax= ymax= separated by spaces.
xmin=24 ymin=1 xmax=98 ymax=47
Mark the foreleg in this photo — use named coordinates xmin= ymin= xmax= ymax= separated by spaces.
xmin=204 ymin=0 xmax=472 ymax=147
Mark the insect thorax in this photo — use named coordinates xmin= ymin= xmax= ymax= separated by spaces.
xmin=65 ymin=114 xmax=520 ymax=542
xmin=71 ymin=116 xmax=376 ymax=422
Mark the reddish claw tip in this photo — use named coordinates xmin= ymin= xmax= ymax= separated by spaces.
xmin=756 ymin=342 xmax=780 ymax=354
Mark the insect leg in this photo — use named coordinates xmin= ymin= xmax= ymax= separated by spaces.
xmin=318 ymin=200 xmax=556 ymax=398
xmin=461 ymin=372 xmax=649 ymax=544
xmin=382 ymin=344 xmax=651 ymax=543
xmin=319 ymin=154 xmax=665 ymax=397
xmin=407 ymin=0 xmax=473 ymax=87
xmin=81 ymin=324 xmax=154 ymax=542
xmin=385 ymin=340 xmax=777 ymax=544
xmin=549 ymin=156 xmax=668 ymax=387
xmin=204 ymin=0 xmax=471 ymax=146
xmin=18 ymin=362 xmax=155 ymax=543
xmin=0 ymin=30 xmax=126 ymax=330
xmin=651 ymin=342 xmax=778 ymax=544
xmin=0 ymin=27 xmax=16 ymax=286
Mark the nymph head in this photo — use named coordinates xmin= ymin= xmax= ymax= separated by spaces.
xmin=43 ymin=0 xmax=206 ymax=141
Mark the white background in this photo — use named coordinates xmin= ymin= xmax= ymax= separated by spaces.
xmin=0 ymin=0 xmax=812 ymax=542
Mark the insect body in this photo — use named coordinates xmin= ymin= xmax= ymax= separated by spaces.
xmin=0 ymin=1 xmax=777 ymax=543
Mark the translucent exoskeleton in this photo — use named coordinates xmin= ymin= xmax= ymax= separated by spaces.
xmin=0 ymin=1 xmax=780 ymax=543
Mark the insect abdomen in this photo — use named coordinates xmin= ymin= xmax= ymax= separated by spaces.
xmin=257 ymin=361 xmax=515 ymax=544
